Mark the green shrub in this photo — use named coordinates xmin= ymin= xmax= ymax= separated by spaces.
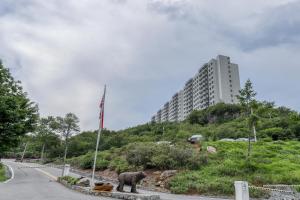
xmin=249 ymin=188 xmax=270 ymax=199
xmin=126 ymin=143 xmax=201 ymax=170
xmin=151 ymin=154 xmax=176 ymax=170
xmin=126 ymin=143 xmax=155 ymax=168
xmin=59 ymin=176 xmax=78 ymax=185
xmin=109 ymin=157 xmax=131 ymax=174
xmin=96 ymin=159 xmax=110 ymax=170
xmin=0 ymin=163 xmax=7 ymax=182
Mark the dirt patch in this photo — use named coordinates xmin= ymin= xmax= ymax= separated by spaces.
xmin=76 ymin=168 xmax=177 ymax=193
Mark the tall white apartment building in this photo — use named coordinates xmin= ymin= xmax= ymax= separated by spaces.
xmin=151 ymin=55 xmax=240 ymax=123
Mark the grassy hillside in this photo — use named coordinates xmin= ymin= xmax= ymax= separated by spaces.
xmin=169 ymin=140 xmax=300 ymax=196
xmin=12 ymin=102 xmax=300 ymax=160
xmin=55 ymin=102 xmax=300 ymax=198
xmin=64 ymin=140 xmax=300 ymax=197
xmin=8 ymin=101 xmax=300 ymax=197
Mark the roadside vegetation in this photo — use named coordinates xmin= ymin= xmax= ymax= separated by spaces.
xmin=58 ymin=176 xmax=79 ymax=185
xmin=0 ymin=163 xmax=7 ymax=182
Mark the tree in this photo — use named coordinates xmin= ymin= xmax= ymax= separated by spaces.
xmin=34 ymin=117 xmax=60 ymax=162
xmin=53 ymin=113 xmax=80 ymax=165
xmin=0 ymin=61 xmax=38 ymax=155
xmin=237 ymin=79 xmax=258 ymax=157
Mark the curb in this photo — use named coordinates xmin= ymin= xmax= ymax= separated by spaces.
xmin=57 ymin=179 xmax=160 ymax=200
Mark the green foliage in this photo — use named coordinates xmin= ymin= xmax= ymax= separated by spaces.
xmin=187 ymin=103 xmax=242 ymax=125
xmin=11 ymin=100 xmax=300 ymax=162
xmin=0 ymin=163 xmax=7 ymax=182
xmin=237 ymin=79 xmax=257 ymax=110
xmin=0 ymin=61 xmax=39 ymax=154
xmin=58 ymin=176 xmax=78 ymax=185
xmin=126 ymin=143 xmax=202 ymax=170
xmin=169 ymin=141 xmax=300 ymax=197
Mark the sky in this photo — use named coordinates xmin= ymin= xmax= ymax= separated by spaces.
xmin=0 ymin=0 xmax=300 ymax=131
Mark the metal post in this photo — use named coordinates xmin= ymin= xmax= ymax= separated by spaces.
xmin=91 ymin=126 xmax=102 ymax=186
xmin=40 ymin=143 xmax=45 ymax=163
xmin=235 ymin=181 xmax=249 ymax=200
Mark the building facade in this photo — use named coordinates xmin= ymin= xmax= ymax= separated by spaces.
xmin=151 ymin=55 xmax=240 ymax=123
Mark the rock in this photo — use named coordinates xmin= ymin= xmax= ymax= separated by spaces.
xmin=94 ymin=182 xmax=114 ymax=192
xmin=76 ymin=177 xmax=90 ymax=187
xmin=153 ymin=171 xmax=162 ymax=175
xmin=207 ymin=146 xmax=217 ymax=154
xmin=155 ymin=181 xmax=161 ymax=187
xmin=160 ymin=170 xmax=177 ymax=180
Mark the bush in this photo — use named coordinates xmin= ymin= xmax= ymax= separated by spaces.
xmin=108 ymin=157 xmax=131 ymax=174
xmin=0 ymin=163 xmax=7 ymax=182
xmin=58 ymin=176 xmax=78 ymax=185
xmin=151 ymin=154 xmax=176 ymax=170
xmin=126 ymin=143 xmax=156 ymax=168
xmin=126 ymin=143 xmax=201 ymax=170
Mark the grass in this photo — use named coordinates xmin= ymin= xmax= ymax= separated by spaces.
xmin=63 ymin=140 xmax=300 ymax=198
xmin=0 ymin=163 xmax=7 ymax=182
xmin=169 ymin=140 xmax=300 ymax=198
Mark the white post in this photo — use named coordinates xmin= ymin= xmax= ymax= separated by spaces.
xmin=21 ymin=142 xmax=28 ymax=162
xmin=91 ymin=126 xmax=102 ymax=186
xmin=62 ymin=164 xmax=70 ymax=176
xmin=235 ymin=181 xmax=249 ymax=200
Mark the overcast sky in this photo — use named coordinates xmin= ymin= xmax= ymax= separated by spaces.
xmin=1 ymin=0 xmax=300 ymax=131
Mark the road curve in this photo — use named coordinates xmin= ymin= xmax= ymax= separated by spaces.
xmin=1 ymin=160 xmax=231 ymax=200
xmin=0 ymin=160 xmax=114 ymax=200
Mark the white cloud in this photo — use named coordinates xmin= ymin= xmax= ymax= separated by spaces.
xmin=0 ymin=0 xmax=299 ymax=130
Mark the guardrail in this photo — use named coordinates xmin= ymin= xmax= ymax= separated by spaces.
xmin=234 ymin=181 xmax=299 ymax=200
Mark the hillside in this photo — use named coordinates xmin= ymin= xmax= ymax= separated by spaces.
xmin=62 ymin=102 xmax=300 ymax=158
xmin=9 ymin=101 xmax=300 ymax=197
xmin=52 ymin=101 xmax=300 ymax=198
xmin=65 ymin=140 xmax=300 ymax=198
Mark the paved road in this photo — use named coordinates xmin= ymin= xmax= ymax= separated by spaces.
xmin=0 ymin=160 xmax=231 ymax=200
xmin=0 ymin=160 xmax=114 ymax=200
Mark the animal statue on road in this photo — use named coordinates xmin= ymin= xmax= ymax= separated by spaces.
xmin=116 ymin=171 xmax=147 ymax=193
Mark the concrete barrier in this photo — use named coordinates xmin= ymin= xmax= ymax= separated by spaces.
xmin=62 ymin=164 xmax=70 ymax=176
xmin=234 ymin=181 xmax=249 ymax=200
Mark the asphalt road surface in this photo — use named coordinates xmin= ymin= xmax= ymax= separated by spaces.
xmin=0 ymin=160 xmax=231 ymax=200
xmin=0 ymin=160 xmax=115 ymax=200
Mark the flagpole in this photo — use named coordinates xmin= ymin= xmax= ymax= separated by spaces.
xmin=91 ymin=85 xmax=106 ymax=187
xmin=91 ymin=122 xmax=102 ymax=186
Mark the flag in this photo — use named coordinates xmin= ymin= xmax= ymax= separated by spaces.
xmin=99 ymin=85 xmax=106 ymax=129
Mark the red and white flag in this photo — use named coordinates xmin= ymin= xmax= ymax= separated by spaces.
xmin=99 ymin=85 xmax=106 ymax=129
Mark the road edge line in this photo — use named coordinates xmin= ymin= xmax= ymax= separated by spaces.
xmin=18 ymin=162 xmax=58 ymax=181
xmin=34 ymin=167 xmax=58 ymax=181
xmin=3 ymin=163 xmax=14 ymax=184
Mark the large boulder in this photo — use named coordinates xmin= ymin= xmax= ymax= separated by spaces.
xmin=156 ymin=170 xmax=177 ymax=188
xmin=160 ymin=170 xmax=177 ymax=180
xmin=76 ymin=177 xmax=90 ymax=187
xmin=207 ymin=146 xmax=217 ymax=154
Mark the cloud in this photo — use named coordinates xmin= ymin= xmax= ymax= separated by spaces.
xmin=0 ymin=0 xmax=299 ymax=130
